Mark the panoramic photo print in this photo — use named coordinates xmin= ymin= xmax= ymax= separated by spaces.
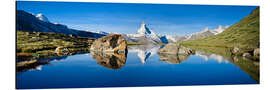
xmin=16 ymin=1 xmax=260 ymax=89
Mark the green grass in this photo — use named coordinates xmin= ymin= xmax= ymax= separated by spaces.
xmin=17 ymin=31 xmax=95 ymax=58
xmin=180 ymin=8 xmax=259 ymax=50
xmin=127 ymin=41 xmax=144 ymax=45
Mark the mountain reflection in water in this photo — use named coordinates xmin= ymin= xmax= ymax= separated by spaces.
xmin=128 ymin=45 xmax=161 ymax=64
xmin=195 ymin=51 xmax=229 ymax=63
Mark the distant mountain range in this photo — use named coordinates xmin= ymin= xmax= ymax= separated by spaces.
xmin=181 ymin=8 xmax=259 ymax=49
xmin=16 ymin=10 xmax=105 ymax=38
xmin=17 ymin=10 xmax=229 ymax=42
xmin=121 ymin=22 xmax=228 ymax=44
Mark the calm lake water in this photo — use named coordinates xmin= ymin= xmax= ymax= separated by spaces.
xmin=16 ymin=45 xmax=259 ymax=89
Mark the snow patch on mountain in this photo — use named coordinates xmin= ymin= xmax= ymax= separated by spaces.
xmin=212 ymin=25 xmax=229 ymax=35
xmin=95 ymin=31 xmax=110 ymax=35
xmin=36 ymin=13 xmax=50 ymax=22
xmin=164 ymin=25 xmax=229 ymax=42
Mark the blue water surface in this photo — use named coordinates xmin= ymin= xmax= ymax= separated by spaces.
xmin=16 ymin=46 xmax=258 ymax=89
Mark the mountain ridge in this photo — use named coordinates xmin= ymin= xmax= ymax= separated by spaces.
xmin=16 ymin=10 xmax=105 ymax=38
xmin=180 ymin=8 xmax=259 ymax=49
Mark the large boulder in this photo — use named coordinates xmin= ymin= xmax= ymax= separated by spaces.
xmin=90 ymin=34 xmax=127 ymax=53
xmin=158 ymin=43 xmax=193 ymax=55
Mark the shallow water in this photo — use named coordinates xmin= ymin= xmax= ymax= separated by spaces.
xmin=16 ymin=45 xmax=259 ymax=89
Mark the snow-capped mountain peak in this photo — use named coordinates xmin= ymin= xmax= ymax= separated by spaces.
xmin=124 ymin=21 xmax=168 ymax=44
xmin=36 ymin=13 xmax=50 ymax=22
xmin=212 ymin=25 xmax=229 ymax=35
xmin=137 ymin=21 xmax=152 ymax=35
xmin=137 ymin=22 xmax=162 ymax=43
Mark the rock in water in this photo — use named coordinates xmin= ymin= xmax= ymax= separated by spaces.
xmin=158 ymin=43 xmax=193 ymax=55
xmin=90 ymin=34 xmax=127 ymax=53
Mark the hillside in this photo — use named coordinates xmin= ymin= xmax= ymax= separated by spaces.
xmin=180 ymin=8 xmax=259 ymax=49
xmin=16 ymin=10 xmax=105 ymax=38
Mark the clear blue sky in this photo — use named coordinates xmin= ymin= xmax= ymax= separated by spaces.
xmin=17 ymin=1 xmax=258 ymax=35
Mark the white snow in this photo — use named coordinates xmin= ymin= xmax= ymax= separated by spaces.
xmin=36 ymin=13 xmax=50 ymax=22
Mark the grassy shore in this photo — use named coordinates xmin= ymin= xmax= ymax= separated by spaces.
xmin=16 ymin=31 xmax=95 ymax=59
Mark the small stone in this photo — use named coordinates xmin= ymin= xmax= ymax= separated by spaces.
xmin=55 ymin=46 xmax=69 ymax=55
xmin=231 ymin=46 xmax=241 ymax=55
xmin=243 ymin=53 xmax=252 ymax=58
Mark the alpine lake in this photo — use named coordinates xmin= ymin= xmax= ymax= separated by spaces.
xmin=16 ymin=45 xmax=259 ymax=89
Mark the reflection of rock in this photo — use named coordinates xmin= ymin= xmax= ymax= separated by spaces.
xmin=158 ymin=53 xmax=189 ymax=64
xmin=90 ymin=34 xmax=127 ymax=53
xmin=158 ymin=43 xmax=193 ymax=55
xmin=55 ymin=46 xmax=69 ymax=56
xmin=91 ymin=51 xmax=127 ymax=69
xmin=231 ymin=55 xmax=239 ymax=62
xmin=128 ymin=45 xmax=161 ymax=64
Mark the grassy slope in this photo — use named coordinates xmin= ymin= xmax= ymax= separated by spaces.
xmin=181 ymin=8 xmax=259 ymax=49
xmin=17 ymin=31 xmax=95 ymax=58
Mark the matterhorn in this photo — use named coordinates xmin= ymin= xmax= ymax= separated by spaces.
xmin=124 ymin=22 xmax=168 ymax=44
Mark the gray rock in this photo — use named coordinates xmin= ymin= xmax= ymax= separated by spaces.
xmin=231 ymin=46 xmax=241 ymax=54
xmin=158 ymin=43 xmax=193 ymax=55
xmin=253 ymin=48 xmax=260 ymax=57
xmin=243 ymin=53 xmax=252 ymax=58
